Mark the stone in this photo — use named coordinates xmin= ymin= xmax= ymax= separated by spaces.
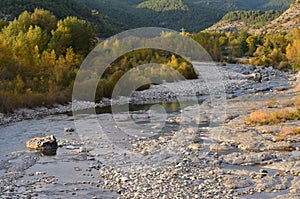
xmin=265 ymin=142 xmax=294 ymax=151
xmin=187 ymin=143 xmax=201 ymax=151
xmin=210 ymin=144 xmax=229 ymax=152
xmin=64 ymin=128 xmax=75 ymax=132
xmin=223 ymin=176 xmax=253 ymax=189
xmin=246 ymin=70 xmax=262 ymax=82
xmin=275 ymin=86 xmax=290 ymax=92
xmin=221 ymin=152 xmax=276 ymax=166
xmin=194 ymin=115 xmax=209 ymax=125
xmin=120 ymin=177 xmax=129 ymax=183
xmin=26 ymin=135 xmax=58 ymax=151
xmin=254 ymin=175 xmax=292 ymax=193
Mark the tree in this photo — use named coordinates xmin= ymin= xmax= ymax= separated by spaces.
xmin=49 ymin=16 xmax=94 ymax=56
xmin=30 ymin=8 xmax=57 ymax=33
xmin=286 ymin=28 xmax=300 ymax=72
xmin=286 ymin=40 xmax=300 ymax=72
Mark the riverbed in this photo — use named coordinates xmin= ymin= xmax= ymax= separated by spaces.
xmin=0 ymin=63 xmax=300 ymax=198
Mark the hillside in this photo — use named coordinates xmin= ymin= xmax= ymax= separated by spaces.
xmin=256 ymin=0 xmax=300 ymax=34
xmin=206 ymin=10 xmax=282 ymax=32
xmin=206 ymin=0 xmax=300 ymax=34
xmin=194 ymin=0 xmax=290 ymax=11
xmin=77 ymin=0 xmax=226 ymax=32
xmin=76 ymin=0 xmax=292 ymax=33
xmin=0 ymin=0 xmax=126 ymax=37
xmin=137 ymin=0 xmax=188 ymax=11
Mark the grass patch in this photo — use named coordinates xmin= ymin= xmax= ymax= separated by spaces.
xmin=295 ymin=94 xmax=300 ymax=109
xmin=246 ymin=94 xmax=300 ymax=126
xmin=246 ymin=107 xmax=300 ymax=125
xmin=271 ymin=126 xmax=300 ymax=142
xmin=279 ymin=127 xmax=300 ymax=137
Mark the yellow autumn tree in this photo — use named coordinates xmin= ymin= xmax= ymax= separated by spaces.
xmin=286 ymin=39 xmax=300 ymax=72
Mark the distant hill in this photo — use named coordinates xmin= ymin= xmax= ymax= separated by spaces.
xmin=190 ymin=0 xmax=291 ymax=11
xmin=206 ymin=10 xmax=282 ymax=32
xmin=137 ymin=0 xmax=188 ymax=11
xmin=1 ymin=0 xmax=291 ymax=36
xmin=258 ymin=0 xmax=292 ymax=10
xmin=206 ymin=0 xmax=300 ymax=34
xmin=0 ymin=0 xmax=126 ymax=37
xmin=76 ymin=0 xmax=292 ymax=33
xmin=77 ymin=0 xmax=226 ymax=32
xmin=256 ymin=0 xmax=300 ymax=34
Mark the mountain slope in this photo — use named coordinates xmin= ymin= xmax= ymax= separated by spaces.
xmin=0 ymin=0 xmax=126 ymax=37
xmin=191 ymin=0 xmax=291 ymax=11
xmin=77 ymin=0 xmax=226 ymax=32
xmin=206 ymin=0 xmax=300 ymax=34
xmin=256 ymin=0 xmax=300 ymax=34
xmin=137 ymin=0 xmax=188 ymax=11
xmin=258 ymin=0 xmax=292 ymax=10
xmin=206 ymin=10 xmax=282 ymax=32
xmin=77 ymin=0 xmax=292 ymax=33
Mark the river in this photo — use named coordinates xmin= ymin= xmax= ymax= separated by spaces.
xmin=0 ymin=63 xmax=298 ymax=198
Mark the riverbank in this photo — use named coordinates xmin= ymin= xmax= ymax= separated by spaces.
xmin=94 ymin=80 xmax=300 ymax=198
xmin=0 ymin=63 xmax=296 ymax=126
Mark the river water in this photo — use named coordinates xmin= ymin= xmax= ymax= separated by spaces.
xmin=0 ymin=99 xmax=203 ymax=198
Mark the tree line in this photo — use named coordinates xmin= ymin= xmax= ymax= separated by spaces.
xmin=222 ymin=10 xmax=282 ymax=29
xmin=190 ymin=28 xmax=300 ymax=72
xmin=0 ymin=9 xmax=95 ymax=113
xmin=0 ymin=0 xmax=126 ymax=37
xmin=0 ymin=9 xmax=197 ymax=113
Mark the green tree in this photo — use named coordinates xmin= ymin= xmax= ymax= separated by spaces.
xmin=49 ymin=16 xmax=94 ymax=56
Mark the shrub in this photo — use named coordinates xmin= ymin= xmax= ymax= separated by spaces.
xmin=246 ymin=107 xmax=300 ymax=125
xmin=278 ymin=61 xmax=289 ymax=70
xmin=279 ymin=127 xmax=300 ymax=137
xmin=295 ymin=94 xmax=300 ymax=109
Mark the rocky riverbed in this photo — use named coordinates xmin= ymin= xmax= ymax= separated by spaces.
xmin=1 ymin=63 xmax=300 ymax=198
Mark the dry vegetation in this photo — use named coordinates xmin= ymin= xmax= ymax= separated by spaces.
xmin=279 ymin=127 xmax=300 ymax=137
xmin=246 ymin=94 xmax=300 ymax=140
xmin=246 ymin=107 xmax=300 ymax=125
xmin=246 ymin=94 xmax=300 ymax=126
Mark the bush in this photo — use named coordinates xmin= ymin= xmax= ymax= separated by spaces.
xmin=278 ymin=61 xmax=289 ymax=70
xmin=295 ymin=94 xmax=300 ymax=109
xmin=279 ymin=127 xmax=300 ymax=137
xmin=246 ymin=107 xmax=300 ymax=125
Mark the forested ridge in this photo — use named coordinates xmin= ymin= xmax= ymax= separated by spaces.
xmin=223 ymin=10 xmax=282 ymax=28
xmin=137 ymin=0 xmax=189 ymax=11
xmin=76 ymin=0 xmax=292 ymax=32
xmin=0 ymin=0 xmax=126 ymax=37
xmin=77 ymin=0 xmax=225 ymax=32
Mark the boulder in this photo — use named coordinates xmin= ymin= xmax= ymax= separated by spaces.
xmin=26 ymin=135 xmax=58 ymax=151
xmin=64 ymin=127 xmax=75 ymax=132
xmin=245 ymin=69 xmax=262 ymax=82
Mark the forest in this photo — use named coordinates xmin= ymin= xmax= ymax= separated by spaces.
xmin=0 ymin=9 xmax=95 ymax=113
xmin=221 ymin=10 xmax=282 ymax=29
xmin=190 ymin=28 xmax=300 ymax=72
xmin=137 ymin=0 xmax=189 ymax=11
xmin=0 ymin=9 xmax=197 ymax=113
xmin=0 ymin=0 xmax=126 ymax=37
